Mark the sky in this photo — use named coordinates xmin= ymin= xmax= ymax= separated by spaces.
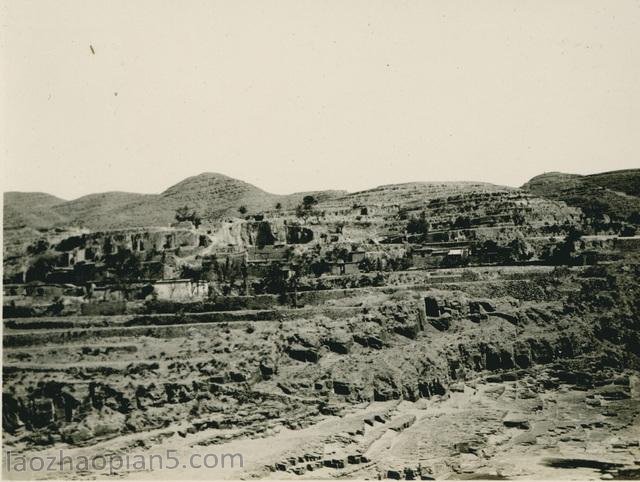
xmin=1 ymin=0 xmax=639 ymax=200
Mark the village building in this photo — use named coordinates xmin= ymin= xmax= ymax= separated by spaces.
xmin=59 ymin=248 xmax=87 ymax=267
xmin=410 ymin=247 xmax=449 ymax=269
xmin=4 ymin=283 xmax=83 ymax=299
xmin=247 ymin=244 xmax=290 ymax=263
xmin=88 ymin=282 xmax=153 ymax=302
xmin=328 ymin=260 xmax=360 ymax=276
xmin=152 ymin=279 xmax=209 ymax=301
xmin=443 ymin=248 xmax=470 ymax=266
xmin=349 ymin=250 xmax=366 ymax=263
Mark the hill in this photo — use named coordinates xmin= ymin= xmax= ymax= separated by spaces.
xmin=522 ymin=169 xmax=640 ymax=221
xmin=156 ymin=172 xmax=281 ymax=222
xmin=3 ymin=192 xmax=68 ymax=229
xmin=319 ymin=181 xmax=510 ymax=209
xmin=309 ymin=180 xmax=582 ymax=247
xmin=51 ymin=192 xmax=158 ymax=229
xmin=583 ymin=169 xmax=640 ymax=197
xmin=156 ymin=173 xmax=348 ymax=223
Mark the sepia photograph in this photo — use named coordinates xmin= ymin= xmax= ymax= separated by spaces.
xmin=1 ymin=0 xmax=640 ymax=480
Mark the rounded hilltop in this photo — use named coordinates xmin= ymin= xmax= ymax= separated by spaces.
xmin=3 ymin=192 xmax=67 ymax=230
xmin=161 ymin=172 xmax=249 ymax=195
xmin=522 ymin=168 xmax=640 ymax=220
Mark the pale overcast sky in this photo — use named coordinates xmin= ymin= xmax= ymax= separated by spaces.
xmin=2 ymin=0 xmax=639 ymax=200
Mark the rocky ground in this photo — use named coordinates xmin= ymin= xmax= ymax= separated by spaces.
xmin=3 ymin=263 xmax=640 ymax=480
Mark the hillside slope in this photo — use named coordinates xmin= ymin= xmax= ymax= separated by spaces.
xmin=522 ymin=169 xmax=640 ymax=220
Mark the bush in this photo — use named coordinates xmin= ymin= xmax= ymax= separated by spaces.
xmin=27 ymin=239 xmax=50 ymax=255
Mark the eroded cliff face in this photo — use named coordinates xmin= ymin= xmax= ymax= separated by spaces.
xmin=206 ymin=219 xmax=314 ymax=248
xmin=3 ymin=264 xmax=639 ymax=479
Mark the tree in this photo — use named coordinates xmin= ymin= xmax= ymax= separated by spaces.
xmin=238 ymin=206 xmax=248 ymax=215
xmin=296 ymin=195 xmax=320 ymax=219
xmin=175 ymin=206 xmax=201 ymax=228
xmin=302 ymin=195 xmax=317 ymax=209
xmin=628 ymin=211 xmax=640 ymax=225
xmin=507 ymin=237 xmax=534 ymax=263
xmin=476 ymin=239 xmax=503 ymax=264
xmin=621 ymin=225 xmax=637 ymax=237
xmin=453 ymin=216 xmax=472 ymax=229
xmin=104 ymin=249 xmax=143 ymax=280
xmin=553 ymin=227 xmax=583 ymax=265
xmin=55 ymin=235 xmax=84 ymax=252
xmin=26 ymin=253 xmax=59 ymax=282
xmin=407 ymin=212 xmax=429 ymax=235
xmin=275 ymin=202 xmax=282 ymax=211
xmin=258 ymin=263 xmax=288 ymax=295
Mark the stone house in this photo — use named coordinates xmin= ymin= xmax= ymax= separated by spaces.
xmin=247 ymin=245 xmax=289 ymax=263
xmin=411 ymin=248 xmax=448 ymax=269
xmin=153 ymin=279 xmax=208 ymax=301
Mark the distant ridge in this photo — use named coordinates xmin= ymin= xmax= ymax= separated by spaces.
xmin=3 ymin=172 xmax=349 ymax=231
xmin=5 ymin=168 xmax=639 ymax=233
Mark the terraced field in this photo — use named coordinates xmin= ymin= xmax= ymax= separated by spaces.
xmin=4 ymin=264 xmax=640 ymax=480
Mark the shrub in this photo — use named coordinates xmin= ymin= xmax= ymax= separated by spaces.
xmin=27 ymin=239 xmax=50 ymax=255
